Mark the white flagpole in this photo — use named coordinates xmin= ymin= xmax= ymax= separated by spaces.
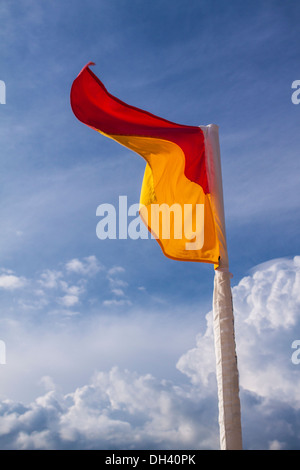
xmin=200 ymin=124 xmax=243 ymax=450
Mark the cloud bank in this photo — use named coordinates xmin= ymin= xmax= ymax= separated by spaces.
xmin=0 ymin=256 xmax=299 ymax=449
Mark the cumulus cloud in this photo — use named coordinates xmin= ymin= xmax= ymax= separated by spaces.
xmin=0 ymin=274 xmax=26 ymax=290
xmin=0 ymin=256 xmax=299 ymax=449
xmin=108 ymin=267 xmax=125 ymax=276
xmin=59 ymin=294 xmax=80 ymax=308
xmin=177 ymin=256 xmax=300 ymax=449
xmin=65 ymin=256 xmax=102 ymax=276
xmin=38 ymin=270 xmax=62 ymax=289
xmin=60 ymin=282 xmax=84 ymax=297
xmin=104 ymin=265 xmax=131 ymax=306
xmin=39 ymin=376 xmax=56 ymax=392
xmin=110 ymin=288 xmax=125 ymax=297
xmin=0 ymin=368 xmax=218 ymax=450
xmin=107 ymin=268 xmax=128 ymax=290
xmin=178 ymin=257 xmax=300 ymax=393
xmin=2 ymin=255 xmax=105 ymax=317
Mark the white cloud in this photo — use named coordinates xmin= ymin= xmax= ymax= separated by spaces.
xmin=60 ymin=282 xmax=84 ymax=297
xmin=48 ymin=308 xmax=80 ymax=317
xmin=38 ymin=376 xmax=56 ymax=392
xmin=176 ymin=256 xmax=300 ymax=449
xmin=0 ymin=256 xmax=300 ymax=449
xmin=269 ymin=440 xmax=284 ymax=450
xmin=0 ymin=368 xmax=218 ymax=450
xmin=108 ymin=266 xmax=125 ymax=276
xmin=38 ymin=270 xmax=62 ymax=289
xmin=0 ymin=274 xmax=26 ymax=290
xmin=6 ymin=256 xmax=104 ymax=316
xmin=235 ymin=256 xmax=300 ymax=331
xmin=58 ymin=367 xmax=216 ymax=449
xmin=105 ymin=265 xmax=130 ymax=305
xmin=57 ymin=281 xmax=85 ymax=308
xmin=107 ymin=267 xmax=128 ymax=289
xmin=111 ymin=288 xmax=125 ymax=297
xmin=65 ymin=259 xmax=85 ymax=274
xmin=108 ymin=278 xmax=128 ymax=289
xmin=59 ymin=295 xmax=79 ymax=308
xmin=178 ymin=257 xmax=300 ymax=406
xmin=65 ymin=256 xmax=102 ymax=276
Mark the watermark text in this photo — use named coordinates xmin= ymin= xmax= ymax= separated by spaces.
xmin=96 ymin=196 xmax=204 ymax=250
xmin=0 ymin=340 xmax=6 ymax=365
xmin=0 ymin=80 xmax=6 ymax=104
xmin=291 ymin=340 xmax=300 ymax=365
xmin=291 ymin=80 xmax=300 ymax=105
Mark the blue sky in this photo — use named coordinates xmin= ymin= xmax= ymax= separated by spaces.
xmin=0 ymin=0 xmax=300 ymax=450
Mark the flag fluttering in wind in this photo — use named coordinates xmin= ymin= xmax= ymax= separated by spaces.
xmin=70 ymin=63 xmax=242 ymax=450
xmin=70 ymin=62 xmax=228 ymax=267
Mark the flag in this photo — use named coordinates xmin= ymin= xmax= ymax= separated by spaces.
xmin=70 ymin=62 xmax=223 ymax=266
xmin=71 ymin=64 xmax=243 ymax=449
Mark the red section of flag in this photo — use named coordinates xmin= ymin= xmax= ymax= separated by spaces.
xmin=71 ymin=63 xmax=209 ymax=194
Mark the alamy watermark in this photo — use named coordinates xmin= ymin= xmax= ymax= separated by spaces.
xmin=291 ymin=340 xmax=300 ymax=365
xmin=0 ymin=80 xmax=6 ymax=104
xmin=291 ymin=80 xmax=300 ymax=105
xmin=96 ymin=196 xmax=204 ymax=250
xmin=0 ymin=340 xmax=6 ymax=365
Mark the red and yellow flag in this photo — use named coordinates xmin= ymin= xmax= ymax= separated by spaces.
xmin=70 ymin=63 xmax=221 ymax=266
